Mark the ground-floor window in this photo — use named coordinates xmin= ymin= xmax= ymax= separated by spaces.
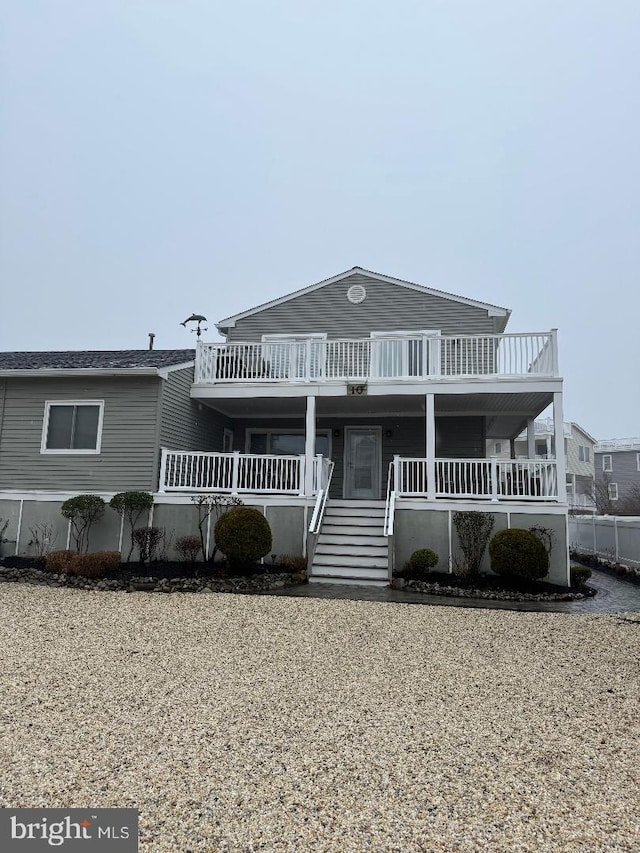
xmin=247 ymin=430 xmax=330 ymax=458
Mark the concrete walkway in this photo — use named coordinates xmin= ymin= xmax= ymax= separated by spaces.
xmin=265 ymin=569 xmax=640 ymax=615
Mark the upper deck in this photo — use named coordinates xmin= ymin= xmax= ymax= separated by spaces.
xmin=193 ymin=330 xmax=558 ymax=392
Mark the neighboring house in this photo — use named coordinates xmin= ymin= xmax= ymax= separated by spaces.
xmin=0 ymin=267 xmax=570 ymax=585
xmin=594 ymin=439 xmax=640 ymax=514
xmin=487 ymin=418 xmax=596 ymax=511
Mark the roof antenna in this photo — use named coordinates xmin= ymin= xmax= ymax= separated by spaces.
xmin=180 ymin=313 xmax=208 ymax=338
xmin=148 ymin=332 xmax=155 ymax=351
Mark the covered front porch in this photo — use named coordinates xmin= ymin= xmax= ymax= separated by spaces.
xmin=159 ymin=389 xmax=567 ymax=504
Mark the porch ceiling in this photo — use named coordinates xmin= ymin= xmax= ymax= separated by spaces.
xmin=202 ymin=390 xmax=553 ymax=434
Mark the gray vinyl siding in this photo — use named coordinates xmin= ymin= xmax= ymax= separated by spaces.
xmin=227 ymin=273 xmax=501 ymax=342
xmin=0 ymin=377 xmax=161 ymax=492
xmin=159 ymin=367 xmax=229 ymax=452
xmin=595 ymin=451 xmax=640 ymax=505
xmin=565 ymin=427 xmax=595 ymax=478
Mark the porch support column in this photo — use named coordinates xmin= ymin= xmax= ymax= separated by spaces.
xmin=509 ymin=438 xmax=516 ymax=459
xmin=304 ymin=395 xmax=317 ymax=497
xmin=553 ymin=392 xmax=567 ymax=503
xmin=526 ymin=419 xmax=536 ymax=459
xmin=426 ymin=393 xmax=436 ymax=501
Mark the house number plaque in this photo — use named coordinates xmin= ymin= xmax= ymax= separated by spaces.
xmin=347 ymin=384 xmax=367 ymax=396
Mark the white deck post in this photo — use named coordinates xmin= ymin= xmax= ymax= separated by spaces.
xmin=158 ymin=448 xmax=168 ymax=493
xmin=553 ymin=392 xmax=567 ymax=502
xmin=304 ymin=395 xmax=317 ymax=496
xmin=490 ymin=456 xmax=499 ymax=502
xmin=526 ymin=419 xmax=536 ymax=459
xmin=231 ymin=450 xmax=240 ymax=496
xmin=426 ymin=393 xmax=436 ymax=500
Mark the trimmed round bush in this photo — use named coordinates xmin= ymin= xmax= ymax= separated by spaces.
xmin=489 ymin=528 xmax=549 ymax=581
xmin=570 ymin=565 xmax=592 ymax=588
xmin=406 ymin=548 xmax=439 ymax=577
xmin=214 ymin=506 xmax=272 ymax=568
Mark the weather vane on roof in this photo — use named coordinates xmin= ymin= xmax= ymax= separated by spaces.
xmin=180 ymin=314 xmax=208 ymax=338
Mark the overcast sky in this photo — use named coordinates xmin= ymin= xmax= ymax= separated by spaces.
xmin=1 ymin=1 xmax=639 ymax=440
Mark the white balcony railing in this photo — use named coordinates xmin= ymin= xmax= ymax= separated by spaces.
xmin=195 ymin=331 xmax=558 ymax=384
xmin=159 ymin=449 xmax=323 ymax=495
xmin=395 ymin=457 xmax=559 ymax=501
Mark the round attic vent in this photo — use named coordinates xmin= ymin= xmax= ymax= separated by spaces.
xmin=347 ymin=284 xmax=367 ymax=304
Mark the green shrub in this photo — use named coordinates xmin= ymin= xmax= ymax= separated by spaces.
xmin=453 ymin=511 xmax=495 ymax=576
xmin=570 ymin=565 xmax=592 ymax=588
xmin=45 ymin=550 xmax=76 ymax=574
xmin=214 ymin=506 xmax=272 ymax=568
xmin=489 ymin=528 xmax=549 ymax=581
xmin=61 ymin=495 xmax=106 ymax=553
xmin=109 ymin=491 xmax=154 ymax=561
xmin=405 ymin=548 xmax=439 ymax=578
xmin=69 ymin=551 xmax=121 ymax=579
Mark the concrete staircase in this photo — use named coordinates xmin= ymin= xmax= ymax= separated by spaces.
xmin=310 ymin=500 xmax=389 ymax=586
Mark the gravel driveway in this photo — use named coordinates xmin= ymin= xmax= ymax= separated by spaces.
xmin=1 ymin=584 xmax=639 ymax=852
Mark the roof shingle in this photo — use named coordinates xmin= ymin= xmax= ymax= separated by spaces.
xmin=0 ymin=350 xmax=195 ymax=371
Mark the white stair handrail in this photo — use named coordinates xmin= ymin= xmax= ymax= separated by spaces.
xmin=309 ymin=460 xmax=335 ymax=534
xmin=384 ymin=458 xmax=398 ymax=536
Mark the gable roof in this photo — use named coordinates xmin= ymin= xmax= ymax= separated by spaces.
xmin=569 ymin=422 xmax=597 ymax=445
xmin=0 ymin=349 xmax=195 ymax=376
xmin=216 ymin=266 xmax=510 ymax=333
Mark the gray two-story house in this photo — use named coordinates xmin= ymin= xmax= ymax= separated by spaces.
xmin=0 ymin=267 xmax=570 ymax=584
xmin=594 ymin=439 xmax=640 ymax=514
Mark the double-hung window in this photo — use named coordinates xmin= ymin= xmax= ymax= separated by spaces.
xmin=602 ymin=455 xmax=612 ymax=472
xmin=41 ymin=401 xmax=104 ymax=453
xmin=608 ymin=483 xmax=618 ymax=501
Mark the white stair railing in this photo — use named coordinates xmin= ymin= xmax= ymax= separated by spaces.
xmin=384 ymin=457 xmax=400 ymax=536
xmin=309 ymin=459 xmax=335 ymax=534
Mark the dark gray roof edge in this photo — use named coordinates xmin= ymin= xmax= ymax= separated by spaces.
xmin=0 ymin=349 xmax=196 ymax=371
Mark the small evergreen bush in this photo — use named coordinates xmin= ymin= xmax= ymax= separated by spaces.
xmin=61 ymin=495 xmax=106 ymax=553
xmin=405 ymin=548 xmax=439 ymax=578
xmin=214 ymin=506 xmax=272 ymax=568
xmin=279 ymin=554 xmax=307 ymax=573
xmin=109 ymin=491 xmax=154 ymax=561
xmin=489 ymin=528 xmax=549 ymax=581
xmin=570 ymin=565 xmax=592 ymax=588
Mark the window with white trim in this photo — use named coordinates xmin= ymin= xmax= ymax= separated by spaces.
xmin=578 ymin=445 xmax=590 ymax=462
xmin=608 ymin=483 xmax=618 ymax=501
xmin=602 ymin=454 xmax=612 ymax=472
xmin=494 ymin=442 xmax=502 ymax=454
xmin=223 ymin=428 xmax=234 ymax=453
xmin=247 ymin=429 xmax=330 ymax=458
xmin=41 ymin=401 xmax=104 ymax=453
xmin=637 ymin=453 xmax=640 ymax=472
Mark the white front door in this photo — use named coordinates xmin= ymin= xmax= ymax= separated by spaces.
xmin=344 ymin=427 xmax=382 ymax=499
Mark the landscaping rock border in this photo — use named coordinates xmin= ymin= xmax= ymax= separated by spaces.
xmin=393 ymin=577 xmax=593 ymax=602
xmin=0 ymin=565 xmax=307 ymax=594
xmin=570 ymin=550 xmax=640 ymax=586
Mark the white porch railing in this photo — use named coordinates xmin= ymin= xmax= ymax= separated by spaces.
xmin=395 ymin=457 xmax=560 ymax=501
xmin=195 ymin=331 xmax=558 ymax=384
xmin=159 ymin=448 xmax=322 ymax=495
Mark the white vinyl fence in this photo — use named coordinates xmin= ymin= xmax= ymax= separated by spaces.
xmin=569 ymin=515 xmax=640 ymax=567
